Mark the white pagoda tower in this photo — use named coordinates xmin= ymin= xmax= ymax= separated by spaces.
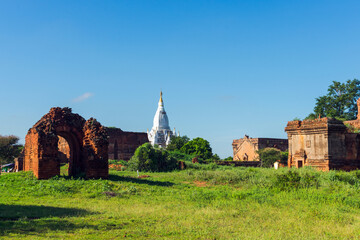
xmin=147 ymin=91 xmax=177 ymax=147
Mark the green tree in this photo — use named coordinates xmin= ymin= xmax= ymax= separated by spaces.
xmin=166 ymin=135 xmax=190 ymax=151
xmin=257 ymin=148 xmax=281 ymax=168
xmin=128 ymin=143 xmax=177 ymax=172
xmin=280 ymin=151 xmax=288 ymax=165
xmin=212 ymin=154 xmax=220 ymax=161
xmin=0 ymin=135 xmax=23 ymax=173
xmin=307 ymin=79 xmax=360 ymax=120
xmin=180 ymin=137 xmax=213 ymax=160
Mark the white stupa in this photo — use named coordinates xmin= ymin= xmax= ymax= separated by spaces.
xmin=147 ymin=91 xmax=178 ymax=147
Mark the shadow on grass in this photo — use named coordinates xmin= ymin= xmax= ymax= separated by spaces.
xmin=109 ymin=174 xmax=174 ymax=187
xmin=0 ymin=204 xmax=96 ymax=236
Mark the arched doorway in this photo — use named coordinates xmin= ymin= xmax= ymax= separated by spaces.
xmin=57 ymin=131 xmax=82 ymax=176
xmin=23 ymin=107 xmax=109 ymax=179
xmin=57 ymin=135 xmax=70 ymax=175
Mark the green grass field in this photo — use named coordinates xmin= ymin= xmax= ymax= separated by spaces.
xmin=1 ymin=166 xmax=360 ymax=239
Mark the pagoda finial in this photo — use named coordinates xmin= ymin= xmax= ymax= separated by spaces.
xmin=159 ymin=91 xmax=163 ymax=103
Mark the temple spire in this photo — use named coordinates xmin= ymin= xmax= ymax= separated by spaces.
xmin=159 ymin=91 xmax=163 ymax=103
xmin=148 ymin=91 xmax=176 ymax=148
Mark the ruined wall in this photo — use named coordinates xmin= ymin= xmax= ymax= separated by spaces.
xmin=232 ymin=135 xmax=288 ymax=161
xmin=83 ymin=118 xmax=109 ymax=179
xmin=257 ymin=138 xmax=288 ymax=152
xmin=107 ymin=127 xmax=148 ymax=160
xmin=23 ymin=107 xmax=108 ymax=179
xmin=285 ymin=118 xmax=360 ymax=171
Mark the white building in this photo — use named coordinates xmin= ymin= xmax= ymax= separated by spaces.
xmin=147 ymin=92 xmax=178 ymax=147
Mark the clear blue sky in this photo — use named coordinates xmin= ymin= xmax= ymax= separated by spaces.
xmin=1 ymin=0 xmax=360 ymax=157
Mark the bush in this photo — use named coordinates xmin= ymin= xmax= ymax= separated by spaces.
xmin=257 ymin=148 xmax=281 ymax=168
xmin=274 ymin=169 xmax=320 ymax=190
xmin=109 ymin=159 xmax=128 ymax=166
xmin=128 ymin=143 xmax=178 ymax=172
xmin=168 ymin=150 xmax=194 ymax=162
xmin=275 ymin=170 xmax=301 ymax=190
xmin=180 ymin=137 xmax=213 ymax=160
xmin=166 ymin=136 xmax=190 ymax=151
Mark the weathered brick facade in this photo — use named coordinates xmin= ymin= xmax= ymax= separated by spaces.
xmin=107 ymin=127 xmax=148 ymax=160
xmin=285 ymin=117 xmax=360 ymax=171
xmin=23 ymin=107 xmax=109 ymax=179
xmin=232 ymin=135 xmax=288 ymax=161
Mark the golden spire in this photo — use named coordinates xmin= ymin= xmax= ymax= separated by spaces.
xmin=159 ymin=91 xmax=163 ymax=103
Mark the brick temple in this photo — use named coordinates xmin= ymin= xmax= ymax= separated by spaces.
xmin=232 ymin=135 xmax=288 ymax=161
xmin=285 ymin=99 xmax=360 ymax=170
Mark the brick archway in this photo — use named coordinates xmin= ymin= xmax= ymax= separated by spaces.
xmin=24 ymin=107 xmax=108 ymax=179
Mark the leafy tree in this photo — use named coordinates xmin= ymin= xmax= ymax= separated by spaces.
xmin=307 ymin=79 xmax=360 ymax=120
xmin=257 ymin=148 xmax=282 ymax=168
xmin=280 ymin=151 xmax=288 ymax=165
xmin=166 ymin=135 xmax=190 ymax=151
xmin=222 ymin=156 xmax=233 ymax=161
xmin=0 ymin=135 xmax=23 ymax=173
xmin=180 ymin=137 xmax=213 ymax=160
xmin=168 ymin=150 xmax=193 ymax=162
xmin=128 ymin=143 xmax=177 ymax=172
xmin=305 ymin=113 xmax=317 ymax=120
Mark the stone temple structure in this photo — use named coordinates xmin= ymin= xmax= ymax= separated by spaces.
xmin=23 ymin=107 xmax=109 ymax=179
xmin=232 ymin=135 xmax=288 ymax=161
xmin=147 ymin=92 xmax=178 ymax=148
xmin=285 ymin=99 xmax=360 ymax=171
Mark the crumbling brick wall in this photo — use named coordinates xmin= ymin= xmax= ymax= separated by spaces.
xmin=23 ymin=107 xmax=108 ymax=179
xmin=107 ymin=127 xmax=148 ymax=160
xmin=83 ymin=118 xmax=109 ymax=178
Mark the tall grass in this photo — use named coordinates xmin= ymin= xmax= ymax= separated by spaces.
xmin=1 ymin=168 xmax=360 ymax=239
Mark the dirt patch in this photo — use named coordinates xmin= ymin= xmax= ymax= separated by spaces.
xmin=193 ymin=181 xmax=208 ymax=187
xmin=109 ymin=164 xmax=125 ymax=171
xmin=138 ymin=175 xmax=150 ymax=179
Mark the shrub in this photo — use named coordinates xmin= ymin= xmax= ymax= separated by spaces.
xmin=275 ymin=170 xmax=301 ymax=190
xmin=168 ymin=150 xmax=194 ymax=162
xmin=166 ymin=136 xmax=190 ymax=151
xmin=109 ymin=159 xmax=129 ymax=166
xmin=180 ymin=137 xmax=213 ymax=160
xmin=128 ymin=143 xmax=178 ymax=172
xmin=257 ymin=148 xmax=281 ymax=168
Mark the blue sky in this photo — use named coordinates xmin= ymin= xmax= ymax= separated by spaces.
xmin=1 ymin=0 xmax=360 ymax=157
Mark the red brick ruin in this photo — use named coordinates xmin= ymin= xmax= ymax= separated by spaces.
xmin=285 ymin=99 xmax=360 ymax=171
xmin=23 ymin=107 xmax=109 ymax=179
xmin=232 ymin=135 xmax=288 ymax=161
xmin=107 ymin=127 xmax=148 ymax=161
